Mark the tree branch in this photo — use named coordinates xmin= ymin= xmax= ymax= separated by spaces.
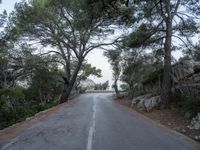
xmin=172 ymin=0 xmax=181 ymax=18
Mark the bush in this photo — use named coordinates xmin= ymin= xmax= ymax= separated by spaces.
xmin=0 ymin=85 xmax=60 ymax=129
xmin=34 ymin=101 xmax=57 ymax=112
xmin=173 ymin=92 xmax=200 ymax=118
xmin=120 ymin=84 xmax=129 ymax=92
xmin=0 ymin=86 xmax=29 ymax=129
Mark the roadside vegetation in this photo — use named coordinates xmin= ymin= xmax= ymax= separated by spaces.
xmin=0 ymin=0 xmax=109 ymax=129
xmin=1 ymin=0 xmax=200 ymax=131
xmin=104 ymin=0 xmax=200 ymax=137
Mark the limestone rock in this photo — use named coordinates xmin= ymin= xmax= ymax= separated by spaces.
xmin=144 ymin=96 xmax=160 ymax=112
xmin=131 ymin=94 xmax=152 ymax=107
xmin=131 ymin=94 xmax=160 ymax=112
xmin=188 ymin=113 xmax=200 ymax=130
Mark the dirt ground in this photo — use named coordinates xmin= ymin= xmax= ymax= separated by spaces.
xmin=115 ymin=97 xmax=200 ymax=143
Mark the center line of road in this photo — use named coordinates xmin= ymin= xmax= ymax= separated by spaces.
xmin=87 ymin=96 xmax=97 ymax=150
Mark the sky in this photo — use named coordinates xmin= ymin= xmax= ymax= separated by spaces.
xmin=0 ymin=0 xmax=184 ymax=88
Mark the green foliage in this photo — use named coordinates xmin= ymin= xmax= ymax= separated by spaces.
xmin=0 ymin=86 xmax=27 ymax=129
xmin=33 ymin=101 xmax=57 ymax=112
xmin=174 ymin=93 xmax=200 ymax=118
xmin=0 ymin=86 xmax=59 ymax=129
xmin=94 ymin=81 xmax=109 ymax=90
xmin=78 ymin=63 xmax=102 ymax=81
xmin=0 ymin=86 xmax=25 ymax=106
xmin=142 ymin=69 xmax=163 ymax=86
xmin=120 ymin=84 xmax=129 ymax=92
xmin=104 ymin=48 xmax=121 ymax=95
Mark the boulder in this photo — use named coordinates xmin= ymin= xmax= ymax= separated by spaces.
xmin=137 ymin=98 xmax=146 ymax=109
xmin=131 ymin=94 xmax=160 ymax=111
xmin=187 ymin=113 xmax=200 ymax=130
xmin=131 ymin=94 xmax=152 ymax=107
xmin=144 ymin=96 xmax=160 ymax=112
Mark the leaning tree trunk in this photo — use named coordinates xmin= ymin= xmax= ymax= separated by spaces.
xmin=60 ymin=82 xmax=75 ymax=104
xmin=114 ymin=79 xmax=119 ymax=98
xmin=160 ymin=4 xmax=172 ymax=109
xmin=60 ymin=60 xmax=83 ymax=104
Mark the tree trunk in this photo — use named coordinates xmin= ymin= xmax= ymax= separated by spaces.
xmin=114 ymin=80 xmax=119 ymax=98
xmin=160 ymin=2 xmax=172 ymax=109
xmin=60 ymin=82 xmax=74 ymax=104
xmin=60 ymin=60 xmax=83 ymax=104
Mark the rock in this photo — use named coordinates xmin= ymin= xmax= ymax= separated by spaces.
xmin=194 ymin=135 xmax=200 ymax=140
xmin=187 ymin=113 xmax=200 ymax=130
xmin=144 ymin=96 xmax=160 ymax=112
xmin=137 ymin=99 xmax=146 ymax=110
xmin=171 ymin=59 xmax=194 ymax=83
xmin=131 ymin=94 xmax=160 ymax=111
xmin=26 ymin=117 xmax=31 ymax=121
xmin=167 ymin=122 xmax=172 ymax=126
xmin=181 ymin=129 xmax=186 ymax=133
xmin=131 ymin=94 xmax=152 ymax=107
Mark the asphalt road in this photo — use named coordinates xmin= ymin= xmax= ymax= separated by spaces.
xmin=0 ymin=93 xmax=198 ymax=150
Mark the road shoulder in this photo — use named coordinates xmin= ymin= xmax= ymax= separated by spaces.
xmin=0 ymin=97 xmax=78 ymax=145
xmin=112 ymin=97 xmax=200 ymax=150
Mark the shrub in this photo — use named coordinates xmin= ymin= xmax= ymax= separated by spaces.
xmin=173 ymin=92 xmax=200 ymax=118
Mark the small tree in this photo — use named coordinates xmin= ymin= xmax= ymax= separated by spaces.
xmin=104 ymin=49 xmax=121 ymax=97
xmin=75 ymin=63 xmax=102 ymax=91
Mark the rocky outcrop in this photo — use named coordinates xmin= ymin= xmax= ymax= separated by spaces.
xmin=144 ymin=96 xmax=160 ymax=112
xmin=171 ymin=58 xmax=194 ymax=83
xmin=187 ymin=113 xmax=200 ymax=130
xmin=131 ymin=94 xmax=152 ymax=106
xmin=131 ymin=94 xmax=160 ymax=112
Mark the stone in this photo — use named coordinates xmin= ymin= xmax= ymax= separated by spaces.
xmin=136 ymin=99 xmax=146 ymax=109
xmin=188 ymin=113 xmax=200 ymax=130
xmin=26 ymin=117 xmax=31 ymax=121
xmin=194 ymin=135 xmax=200 ymax=140
xmin=144 ymin=96 xmax=160 ymax=112
xmin=167 ymin=123 xmax=172 ymax=126
xmin=181 ymin=129 xmax=186 ymax=133
xmin=131 ymin=94 xmax=152 ymax=107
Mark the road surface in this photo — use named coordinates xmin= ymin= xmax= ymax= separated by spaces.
xmin=0 ymin=93 xmax=199 ymax=150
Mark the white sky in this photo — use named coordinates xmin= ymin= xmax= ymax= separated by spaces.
xmin=0 ymin=0 xmax=184 ymax=88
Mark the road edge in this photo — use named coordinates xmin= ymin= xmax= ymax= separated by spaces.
xmin=0 ymin=94 xmax=81 ymax=145
xmin=112 ymin=98 xmax=200 ymax=150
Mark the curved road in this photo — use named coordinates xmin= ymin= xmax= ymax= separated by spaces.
xmin=0 ymin=93 xmax=199 ymax=150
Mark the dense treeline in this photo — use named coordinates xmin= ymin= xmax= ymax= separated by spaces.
xmin=94 ymin=81 xmax=109 ymax=90
xmin=105 ymin=0 xmax=200 ymax=115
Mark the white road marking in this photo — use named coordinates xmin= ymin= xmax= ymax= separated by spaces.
xmin=86 ymin=96 xmax=97 ymax=150
xmin=1 ymin=137 xmax=19 ymax=150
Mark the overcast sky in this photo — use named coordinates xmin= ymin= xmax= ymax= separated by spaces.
xmin=0 ymin=0 xmax=184 ymax=88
